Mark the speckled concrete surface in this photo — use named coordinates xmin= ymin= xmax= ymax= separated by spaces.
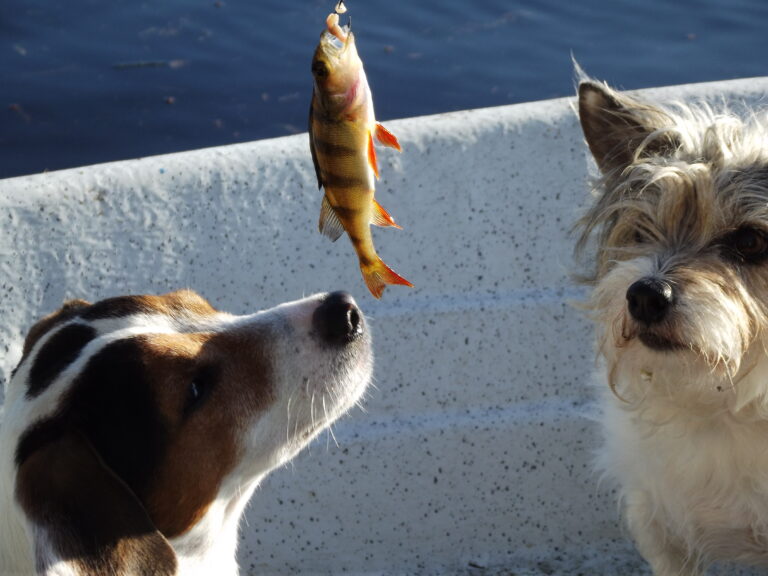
xmin=2 ymin=78 xmax=768 ymax=575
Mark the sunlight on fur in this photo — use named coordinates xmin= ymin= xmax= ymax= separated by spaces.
xmin=576 ymin=77 xmax=768 ymax=575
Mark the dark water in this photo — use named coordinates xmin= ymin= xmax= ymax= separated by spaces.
xmin=2 ymin=0 xmax=768 ymax=179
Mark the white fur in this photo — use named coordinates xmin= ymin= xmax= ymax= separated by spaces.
xmin=593 ymin=255 xmax=768 ymax=576
xmin=597 ymin=354 xmax=768 ymax=574
xmin=578 ymin=79 xmax=768 ymax=574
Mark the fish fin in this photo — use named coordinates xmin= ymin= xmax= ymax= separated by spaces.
xmin=375 ymin=123 xmax=402 ymax=151
xmin=367 ymin=131 xmax=380 ymax=180
xmin=318 ymin=196 xmax=345 ymax=242
xmin=371 ymin=199 xmax=402 ymax=229
xmin=361 ymin=257 xmax=413 ymax=299
xmin=309 ymin=95 xmax=323 ymax=189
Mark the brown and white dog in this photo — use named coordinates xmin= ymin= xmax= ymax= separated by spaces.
xmin=0 ymin=289 xmax=372 ymax=575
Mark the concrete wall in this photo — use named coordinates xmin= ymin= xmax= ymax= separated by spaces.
xmin=2 ymin=77 xmax=768 ymax=575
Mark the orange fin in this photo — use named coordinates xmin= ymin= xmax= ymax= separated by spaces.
xmin=318 ymin=195 xmax=345 ymax=242
xmin=361 ymin=257 xmax=413 ymax=299
xmin=367 ymin=132 xmax=380 ymax=179
xmin=375 ymin=123 xmax=401 ymax=151
xmin=371 ymin=199 xmax=402 ymax=229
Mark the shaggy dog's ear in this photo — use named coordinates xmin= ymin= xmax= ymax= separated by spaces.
xmin=15 ymin=431 xmax=177 ymax=576
xmin=578 ymin=81 xmax=679 ymax=174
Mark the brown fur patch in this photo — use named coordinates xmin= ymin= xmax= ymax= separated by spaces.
xmin=21 ymin=299 xmax=90 ymax=358
xmin=14 ymin=290 xmax=217 ymax=380
xmin=16 ymin=432 xmax=177 ymax=576
xmin=27 ymin=324 xmax=97 ymax=398
xmin=578 ymin=81 xmax=679 ymax=177
xmin=15 ymin=289 xmax=276 ymax=543
xmin=82 ymin=290 xmax=217 ymax=321
xmin=136 ymin=328 xmax=276 ymax=537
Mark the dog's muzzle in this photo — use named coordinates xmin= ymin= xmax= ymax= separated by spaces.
xmin=626 ymin=277 xmax=673 ymax=325
xmin=312 ymin=291 xmax=364 ymax=344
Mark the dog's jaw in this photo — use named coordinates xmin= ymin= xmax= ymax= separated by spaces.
xmin=168 ymin=294 xmax=373 ymax=573
xmin=228 ymin=294 xmax=373 ymax=478
xmin=170 ymin=489 xmax=252 ymax=576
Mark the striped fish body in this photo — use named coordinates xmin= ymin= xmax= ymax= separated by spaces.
xmin=310 ymin=14 xmax=412 ymax=299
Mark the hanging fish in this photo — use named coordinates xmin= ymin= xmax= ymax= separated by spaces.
xmin=309 ymin=9 xmax=412 ymax=299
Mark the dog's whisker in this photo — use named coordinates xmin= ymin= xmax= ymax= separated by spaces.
xmin=286 ymin=394 xmax=293 ymax=444
xmin=328 ymin=423 xmax=340 ymax=449
xmin=321 ymin=395 xmax=332 ymax=451
xmin=293 ymin=400 xmax=301 ymax=441
xmin=310 ymin=389 xmax=316 ymax=431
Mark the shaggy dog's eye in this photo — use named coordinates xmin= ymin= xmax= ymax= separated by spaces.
xmin=721 ymin=227 xmax=768 ymax=263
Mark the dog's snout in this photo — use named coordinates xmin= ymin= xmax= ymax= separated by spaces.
xmin=313 ymin=291 xmax=364 ymax=343
xmin=626 ymin=278 xmax=673 ymax=324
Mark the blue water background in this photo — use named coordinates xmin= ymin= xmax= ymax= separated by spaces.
xmin=2 ymin=0 xmax=767 ymax=178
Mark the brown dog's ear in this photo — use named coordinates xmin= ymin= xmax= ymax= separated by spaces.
xmin=16 ymin=431 xmax=177 ymax=576
xmin=578 ymin=81 xmax=679 ymax=175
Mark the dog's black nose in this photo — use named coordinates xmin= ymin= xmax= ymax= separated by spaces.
xmin=313 ymin=291 xmax=364 ymax=343
xmin=626 ymin=278 xmax=673 ymax=324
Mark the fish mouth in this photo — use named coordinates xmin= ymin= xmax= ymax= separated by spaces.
xmin=321 ymin=31 xmax=345 ymax=52
xmin=321 ymin=14 xmax=353 ymax=55
xmin=321 ymin=30 xmax=352 ymax=54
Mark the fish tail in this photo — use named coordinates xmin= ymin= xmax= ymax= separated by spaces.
xmin=361 ymin=256 xmax=413 ymax=299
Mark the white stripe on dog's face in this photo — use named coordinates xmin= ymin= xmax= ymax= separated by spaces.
xmin=9 ymin=290 xmax=372 ymax=541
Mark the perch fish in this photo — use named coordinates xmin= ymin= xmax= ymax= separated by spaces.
xmin=309 ymin=10 xmax=412 ymax=299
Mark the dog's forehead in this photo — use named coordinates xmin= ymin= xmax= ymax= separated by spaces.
xmin=36 ymin=290 xmax=224 ymax=341
xmin=15 ymin=290 xmax=231 ymax=394
xmin=21 ymin=298 xmax=90 ymax=358
xmin=82 ymin=290 xmax=219 ymax=322
xmin=623 ymin=160 xmax=768 ymax=227
xmin=24 ymin=290 xmax=216 ymax=336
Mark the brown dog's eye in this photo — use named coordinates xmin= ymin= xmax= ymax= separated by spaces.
xmin=189 ymin=380 xmax=204 ymax=402
xmin=184 ymin=366 xmax=219 ymax=417
xmin=721 ymin=227 xmax=768 ymax=264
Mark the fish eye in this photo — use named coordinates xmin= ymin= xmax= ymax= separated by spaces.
xmin=312 ymin=60 xmax=330 ymax=79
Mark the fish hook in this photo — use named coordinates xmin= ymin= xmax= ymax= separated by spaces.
xmin=334 ymin=0 xmax=351 ymax=30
